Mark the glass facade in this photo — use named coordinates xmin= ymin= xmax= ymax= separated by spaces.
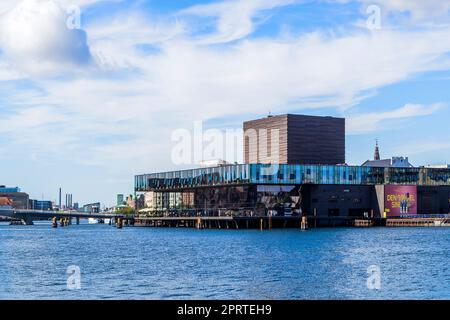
xmin=29 ymin=200 xmax=53 ymax=211
xmin=0 ymin=187 xmax=21 ymax=193
xmin=135 ymin=164 xmax=450 ymax=192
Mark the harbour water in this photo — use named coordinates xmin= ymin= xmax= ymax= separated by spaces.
xmin=0 ymin=222 xmax=448 ymax=300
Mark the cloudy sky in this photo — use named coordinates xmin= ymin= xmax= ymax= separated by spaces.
xmin=1 ymin=0 xmax=450 ymax=206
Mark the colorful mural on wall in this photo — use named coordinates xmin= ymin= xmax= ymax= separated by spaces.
xmin=385 ymin=185 xmax=418 ymax=216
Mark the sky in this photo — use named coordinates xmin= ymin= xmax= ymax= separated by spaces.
xmin=1 ymin=0 xmax=450 ymax=207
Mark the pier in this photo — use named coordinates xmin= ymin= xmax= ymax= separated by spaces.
xmin=134 ymin=215 xmax=450 ymax=230
xmin=134 ymin=216 xmax=369 ymax=230
xmin=2 ymin=207 xmax=449 ymax=229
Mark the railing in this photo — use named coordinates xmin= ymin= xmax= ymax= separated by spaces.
xmin=398 ymin=214 xmax=450 ymax=219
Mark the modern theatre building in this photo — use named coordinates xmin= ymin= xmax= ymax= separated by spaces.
xmin=135 ymin=114 xmax=450 ymax=223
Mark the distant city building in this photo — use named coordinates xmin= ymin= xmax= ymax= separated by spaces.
xmin=0 ymin=186 xmax=21 ymax=193
xmin=243 ymin=114 xmax=345 ymax=165
xmin=83 ymin=202 xmax=100 ymax=213
xmin=65 ymin=194 xmax=73 ymax=209
xmin=73 ymin=202 xmax=79 ymax=210
xmin=29 ymin=200 xmax=53 ymax=211
xmin=117 ymin=194 xmax=124 ymax=206
xmin=126 ymin=194 xmax=144 ymax=209
xmin=362 ymin=142 xmax=414 ymax=168
xmin=59 ymin=188 xmax=62 ymax=209
xmin=0 ymin=185 xmax=29 ymax=209
xmin=126 ymin=195 xmax=135 ymax=208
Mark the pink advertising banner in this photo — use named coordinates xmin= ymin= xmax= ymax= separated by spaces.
xmin=385 ymin=185 xmax=418 ymax=216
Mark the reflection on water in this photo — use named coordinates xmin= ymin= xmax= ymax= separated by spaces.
xmin=0 ymin=224 xmax=448 ymax=299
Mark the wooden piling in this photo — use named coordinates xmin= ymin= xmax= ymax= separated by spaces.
xmin=314 ymin=208 xmax=317 ymax=228
xmin=52 ymin=217 xmax=57 ymax=228
xmin=301 ymin=216 xmax=308 ymax=230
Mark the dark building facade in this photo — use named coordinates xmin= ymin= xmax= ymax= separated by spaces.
xmin=83 ymin=202 xmax=100 ymax=213
xmin=135 ymin=164 xmax=450 ymax=220
xmin=0 ymin=186 xmax=29 ymax=209
xmin=29 ymin=200 xmax=53 ymax=211
xmin=243 ymin=114 xmax=345 ymax=165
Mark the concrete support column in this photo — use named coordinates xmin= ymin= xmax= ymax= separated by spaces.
xmin=22 ymin=216 xmax=34 ymax=226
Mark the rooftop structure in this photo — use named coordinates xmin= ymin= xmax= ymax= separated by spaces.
xmin=0 ymin=186 xmax=21 ymax=193
xmin=243 ymin=114 xmax=345 ymax=165
xmin=199 ymin=159 xmax=231 ymax=168
xmin=374 ymin=140 xmax=380 ymax=161
xmin=426 ymin=164 xmax=450 ymax=169
xmin=362 ymin=141 xmax=414 ymax=168
xmin=362 ymin=157 xmax=414 ymax=168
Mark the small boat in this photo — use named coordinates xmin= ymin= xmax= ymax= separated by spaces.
xmin=103 ymin=218 xmax=111 ymax=225
xmin=88 ymin=218 xmax=99 ymax=224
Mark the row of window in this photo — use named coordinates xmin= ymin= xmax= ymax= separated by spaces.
xmin=135 ymin=164 xmax=450 ymax=190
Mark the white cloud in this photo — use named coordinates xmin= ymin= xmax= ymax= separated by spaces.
xmin=2 ymin=0 xmax=450 ymax=203
xmin=0 ymin=106 xmax=66 ymax=130
xmin=180 ymin=0 xmax=297 ymax=44
xmin=0 ymin=0 xmax=92 ymax=75
xmin=0 ymin=60 xmax=23 ymax=81
xmin=350 ymin=0 xmax=450 ymax=22
xmin=3 ymin=6 xmax=450 ymax=166
xmin=86 ymin=11 xmax=186 ymax=70
xmin=0 ymin=0 xmax=109 ymax=14
xmin=347 ymin=103 xmax=446 ymax=134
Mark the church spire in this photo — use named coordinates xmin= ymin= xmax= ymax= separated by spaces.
xmin=374 ymin=139 xmax=380 ymax=161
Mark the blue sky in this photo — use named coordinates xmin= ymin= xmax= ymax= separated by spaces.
xmin=1 ymin=0 xmax=450 ymax=207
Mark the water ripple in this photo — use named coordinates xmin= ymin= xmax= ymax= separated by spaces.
xmin=0 ymin=225 xmax=449 ymax=299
